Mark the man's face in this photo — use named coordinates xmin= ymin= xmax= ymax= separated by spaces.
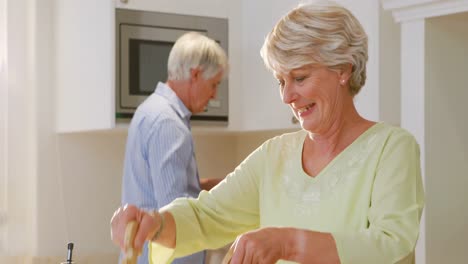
xmin=188 ymin=69 xmax=224 ymax=114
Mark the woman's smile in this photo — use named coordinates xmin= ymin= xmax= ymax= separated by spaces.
xmin=296 ymin=102 xmax=317 ymax=118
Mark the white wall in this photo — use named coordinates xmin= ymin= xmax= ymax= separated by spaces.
xmin=52 ymin=132 xmax=127 ymax=257
xmin=425 ymin=12 xmax=468 ymax=264
xmin=193 ymin=133 xmax=237 ymax=179
xmin=379 ymin=6 xmax=400 ymax=125
xmin=337 ymin=0 xmax=381 ymax=121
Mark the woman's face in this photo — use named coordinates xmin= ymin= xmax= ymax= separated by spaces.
xmin=275 ymin=64 xmax=351 ymax=134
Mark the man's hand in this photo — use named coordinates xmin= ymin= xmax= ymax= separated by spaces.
xmin=200 ymin=177 xmax=225 ymax=191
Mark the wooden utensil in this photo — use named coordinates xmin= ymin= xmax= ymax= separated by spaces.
xmin=122 ymin=221 xmax=139 ymax=264
xmin=221 ymin=246 xmax=234 ymax=264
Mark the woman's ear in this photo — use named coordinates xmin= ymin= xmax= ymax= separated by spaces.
xmin=339 ymin=63 xmax=352 ymax=84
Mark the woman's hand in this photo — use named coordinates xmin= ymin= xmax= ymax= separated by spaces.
xmin=228 ymin=227 xmax=292 ymax=264
xmin=227 ymin=227 xmax=341 ymax=264
xmin=110 ymin=204 xmax=161 ymax=255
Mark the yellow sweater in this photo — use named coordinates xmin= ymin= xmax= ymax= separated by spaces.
xmin=150 ymin=123 xmax=425 ymax=264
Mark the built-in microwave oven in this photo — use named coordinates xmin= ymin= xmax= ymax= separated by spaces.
xmin=115 ymin=9 xmax=229 ymax=124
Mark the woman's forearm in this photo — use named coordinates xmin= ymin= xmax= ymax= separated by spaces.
xmin=151 ymin=211 xmax=176 ymax=248
xmin=286 ymin=229 xmax=341 ymax=264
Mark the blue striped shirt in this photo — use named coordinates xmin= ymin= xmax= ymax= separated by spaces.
xmin=121 ymin=82 xmax=205 ymax=264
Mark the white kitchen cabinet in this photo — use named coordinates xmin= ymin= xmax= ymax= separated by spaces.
xmin=55 ymin=0 xmax=242 ymax=132
xmin=55 ymin=0 xmax=383 ymax=133
xmin=55 ymin=0 xmax=115 ymax=133
xmin=114 ymin=0 xmax=229 ymax=18
xmin=237 ymin=0 xmax=300 ymax=131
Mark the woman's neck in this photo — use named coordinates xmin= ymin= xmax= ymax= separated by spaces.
xmin=306 ymin=105 xmax=372 ymax=157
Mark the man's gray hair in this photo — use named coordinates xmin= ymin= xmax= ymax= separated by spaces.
xmin=167 ymin=32 xmax=228 ymax=81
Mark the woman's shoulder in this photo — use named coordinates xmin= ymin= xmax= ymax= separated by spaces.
xmin=263 ymin=129 xmax=306 ymax=145
xmin=254 ymin=130 xmax=307 ymax=155
xmin=372 ymin=122 xmax=419 ymax=146
xmin=374 ymin=122 xmax=415 ymax=136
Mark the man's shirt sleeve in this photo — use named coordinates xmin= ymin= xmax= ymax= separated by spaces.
xmin=146 ymin=116 xmax=193 ymax=207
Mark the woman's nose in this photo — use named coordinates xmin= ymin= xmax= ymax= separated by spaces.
xmin=281 ymin=83 xmax=296 ymax=104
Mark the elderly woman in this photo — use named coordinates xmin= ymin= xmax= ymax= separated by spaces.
xmin=111 ymin=1 xmax=424 ymax=263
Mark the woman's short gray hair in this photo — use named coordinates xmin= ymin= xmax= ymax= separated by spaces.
xmin=260 ymin=0 xmax=368 ymax=95
xmin=168 ymin=32 xmax=228 ymax=81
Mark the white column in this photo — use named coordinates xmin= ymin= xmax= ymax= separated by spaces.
xmin=3 ymin=0 xmax=37 ymax=256
xmin=0 ymin=0 xmax=7 ymax=252
xmin=401 ymin=19 xmax=426 ymax=264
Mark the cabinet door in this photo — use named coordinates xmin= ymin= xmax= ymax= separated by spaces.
xmin=56 ymin=0 xmax=115 ymax=132
xmin=115 ymin=0 xmax=229 ymax=18
xmin=239 ymin=0 xmax=301 ymax=131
